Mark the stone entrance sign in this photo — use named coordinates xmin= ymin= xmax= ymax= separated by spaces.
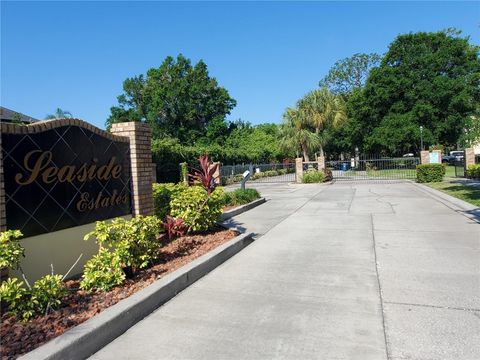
xmin=1 ymin=120 xmax=132 ymax=237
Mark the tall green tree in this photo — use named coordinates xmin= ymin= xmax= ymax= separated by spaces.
xmin=107 ymin=54 xmax=236 ymax=143
xmin=280 ymin=107 xmax=320 ymax=161
xmin=298 ymin=88 xmax=347 ymax=156
xmin=319 ymin=53 xmax=381 ymax=96
xmin=348 ymin=30 xmax=480 ymax=154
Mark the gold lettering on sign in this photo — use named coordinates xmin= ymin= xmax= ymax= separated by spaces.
xmin=14 ymin=151 xmax=123 ymax=185
xmin=76 ymin=190 xmax=128 ymax=212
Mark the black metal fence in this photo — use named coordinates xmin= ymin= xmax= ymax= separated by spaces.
xmin=221 ymin=163 xmax=296 ymax=185
xmin=326 ymin=156 xmax=420 ymax=181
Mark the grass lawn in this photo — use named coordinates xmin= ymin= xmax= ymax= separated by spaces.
xmin=427 ymin=181 xmax=480 ymax=207
xmin=444 ymin=165 xmax=456 ymax=178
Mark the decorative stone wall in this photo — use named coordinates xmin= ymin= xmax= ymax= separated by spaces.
xmin=295 ymin=158 xmax=303 ymax=183
xmin=111 ymin=122 xmax=154 ymax=216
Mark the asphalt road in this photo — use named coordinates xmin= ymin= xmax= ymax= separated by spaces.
xmin=90 ymin=181 xmax=480 ymax=360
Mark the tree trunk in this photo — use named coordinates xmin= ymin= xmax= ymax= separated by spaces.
xmin=301 ymin=142 xmax=310 ymax=162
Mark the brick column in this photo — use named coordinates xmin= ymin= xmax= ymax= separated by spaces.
xmin=210 ymin=162 xmax=221 ymax=185
xmin=0 ymin=128 xmax=5 ymax=231
xmin=111 ymin=122 xmax=154 ymax=216
xmin=317 ymin=155 xmax=325 ymax=171
xmin=420 ymin=150 xmax=430 ymax=164
xmin=465 ymin=148 xmax=475 ymax=167
xmin=295 ymin=158 xmax=303 ymax=184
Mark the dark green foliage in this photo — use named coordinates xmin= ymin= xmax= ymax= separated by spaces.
xmin=416 ymin=164 xmax=446 ymax=183
xmin=301 ymin=169 xmax=326 ymax=183
xmin=466 ymin=164 xmax=480 ymax=179
xmin=107 ymin=54 xmax=236 ymax=144
xmin=222 ymin=189 xmax=260 ymax=206
xmin=347 ymin=30 xmax=480 ymax=154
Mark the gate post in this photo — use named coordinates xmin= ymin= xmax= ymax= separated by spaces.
xmin=420 ymin=150 xmax=430 ymax=164
xmin=111 ymin=122 xmax=154 ymax=216
xmin=465 ymin=148 xmax=475 ymax=176
xmin=295 ymin=158 xmax=303 ymax=183
xmin=317 ymin=155 xmax=325 ymax=172
xmin=210 ymin=162 xmax=221 ymax=185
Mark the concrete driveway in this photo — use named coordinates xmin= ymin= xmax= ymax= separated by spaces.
xmin=90 ymin=181 xmax=480 ymax=360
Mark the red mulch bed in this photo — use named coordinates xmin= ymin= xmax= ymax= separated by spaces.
xmin=0 ymin=227 xmax=237 ymax=360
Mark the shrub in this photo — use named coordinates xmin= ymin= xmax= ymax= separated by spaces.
xmin=170 ymin=186 xmax=224 ymax=232
xmin=302 ymin=169 xmax=326 ymax=183
xmin=84 ymin=216 xmax=162 ymax=273
xmin=80 ymin=249 xmax=125 ymax=292
xmin=0 ymin=275 xmax=67 ymax=320
xmin=0 ymin=230 xmax=24 ymax=270
xmin=466 ymin=164 xmax=480 ymax=179
xmin=30 ymin=274 xmax=67 ymax=315
xmin=189 ymin=155 xmax=218 ymax=194
xmin=163 ymin=216 xmax=187 ymax=240
xmin=416 ymin=164 xmax=445 ymax=183
xmin=222 ymin=189 xmax=261 ymax=206
xmin=152 ymin=183 xmax=187 ymax=219
xmin=0 ymin=278 xmax=29 ymax=318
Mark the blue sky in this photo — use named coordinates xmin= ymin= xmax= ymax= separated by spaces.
xmin=1 ymin=1 xmax=479 ymax=129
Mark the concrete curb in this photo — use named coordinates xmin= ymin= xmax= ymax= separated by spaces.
xmin=412 ymin=182 xmax=480 ymax=222
xmin=20 ymin=232 xmax=254 ymax=360
xmin=219 ymin=197 xmax=266 ymax=221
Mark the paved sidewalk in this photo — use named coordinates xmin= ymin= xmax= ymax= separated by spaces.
xmin=90 ymin=182 xmax=479 ymax=360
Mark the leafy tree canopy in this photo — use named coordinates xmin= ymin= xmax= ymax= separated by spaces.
xmin=107 ymin=54 xmax=236 ymax=143
xmin=319 ymin=53 xmax=381 ymax=96
xmin=347 ymin=30 xmax=480 ymax=154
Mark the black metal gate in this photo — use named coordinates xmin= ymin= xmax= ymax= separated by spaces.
xmin=326 ymin=156 xmax=420 ymax=181
xmin=454 ymin=159 xmax=465 ymax=178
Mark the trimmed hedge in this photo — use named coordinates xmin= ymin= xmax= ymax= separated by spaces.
xmin=416 ymin=164 xmax=445 ymax=183
xmin=302 ymin=169 xmax=326 ymax=183
xmin=466 ymin=164 xmax=480 ymax=179
xmin=222 ymin=188 xmax=260 ymax=206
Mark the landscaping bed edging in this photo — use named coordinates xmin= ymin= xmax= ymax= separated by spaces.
xmin=19 ymin=232 xmax=254 ymax=360
xmin=219 ymin=197 xmax=266 ymax=221
xmin=412 ymin=182 xmax=480 ymax=222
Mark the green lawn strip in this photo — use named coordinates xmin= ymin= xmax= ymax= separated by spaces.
xmin=427 ymin=181 xmax=480 ymax=207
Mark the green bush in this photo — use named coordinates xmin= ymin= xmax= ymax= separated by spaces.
xmin=80 ymin=249 xmax=125 ymax=292
xmin=416 ymin=164 xmax=445 ymax=183
xmin=302 ymin=169 xmax=326 ymax=183
xmin=152 ymin=183 xmax=187 ymax=219
xmin=84 ymin=216 xmax=162 ymax=273
xmin=170 ymin=186 xmax=224 ymax=232
xmin=222 ymin=188 xmax=260 ymax=206
xmin=0 ymin=275 xmax=67 ymax=321
xmin=466 ymin=164 xmax=480 ymax=179
xmin=0 ymin=230 xmax=24 ymax=270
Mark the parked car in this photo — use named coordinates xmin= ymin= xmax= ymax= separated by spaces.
xmin=442 ymin=151 xmax=464 ymax=164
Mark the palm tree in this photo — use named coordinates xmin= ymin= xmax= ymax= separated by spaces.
xmin=298 ymin=88 xmax=347 ymax=156
xmin=45 ymin=108 xmax=73 ymax=120
xmin=280 ymin=107 xmax=320 ymax=162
